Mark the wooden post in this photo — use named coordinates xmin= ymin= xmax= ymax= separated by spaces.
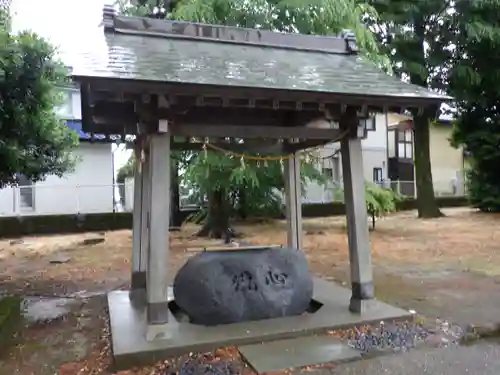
xmin=340 ymin=110 xmax=374 ymax=313
xmin=130 ymin=145 xmax=146 ymax=301
xmin=284 ymin=153 xmax=302 ymax=249
xmin=145 ymin=122 xmax=171 ymax=341
xmin=139 ymin=144 xmax=150 ymax=297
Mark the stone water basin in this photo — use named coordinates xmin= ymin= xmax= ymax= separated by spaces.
xmin=172 ymin=246 xmax=317 ymax=326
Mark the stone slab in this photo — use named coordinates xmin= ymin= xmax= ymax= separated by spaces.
xmin=22 ymin=297 xmax=78 ymax=324
xmin=238 ymin=335 xmax=361 ymax=373
xmin=108 ymin=278 xmax=412 ymax=371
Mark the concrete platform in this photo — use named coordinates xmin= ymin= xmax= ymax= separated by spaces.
xmin=108 ymin=278 xmax=412 ymax=370
xmin=238 ymin=335 xmax=362 ymax=373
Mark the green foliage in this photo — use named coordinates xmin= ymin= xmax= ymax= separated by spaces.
xmin=117 ymin=154 xmax=135 ymax=185
xmin=369 ymin=0 xmax=454 ymax=89
xmin=335 ymin=182 xmax=401 ymax=229
xmin=184 ymin=149 xmax=327 ymax=220
xmin=0 ymin=24 xmax=78 ymax=188
xmin=117 ymin=148 xmax=189 ymax=184
xmin=449 ymin=0 xmax=500 ymax=212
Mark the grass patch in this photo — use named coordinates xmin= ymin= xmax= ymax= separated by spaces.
xmin=0 ymin=296 xmax=23 ymax=354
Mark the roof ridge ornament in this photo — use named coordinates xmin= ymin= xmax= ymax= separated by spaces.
xmin=341 ymin=30 xmax=358 ymax=54
xmin=103 ymin=4 xmax=117 ymax=31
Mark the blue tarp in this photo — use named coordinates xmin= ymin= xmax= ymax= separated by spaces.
xmin=65 ymin=120 xmax=109 ymax=142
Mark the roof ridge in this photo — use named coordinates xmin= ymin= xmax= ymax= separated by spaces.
xmin=101 ymin=5 xmax=358 ymax=55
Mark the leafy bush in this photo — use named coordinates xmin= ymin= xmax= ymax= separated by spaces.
xmin=335 ymin=182 xmax=402 ymax=230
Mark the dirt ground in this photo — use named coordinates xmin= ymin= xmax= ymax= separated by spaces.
xmin=1 ymin=207 xmax=500 ymax=374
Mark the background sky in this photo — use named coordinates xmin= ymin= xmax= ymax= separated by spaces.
xmin=11 ymin=0 xmax=131 ymax=171
xmin=11 ymin=0 xmax=106 ymax=64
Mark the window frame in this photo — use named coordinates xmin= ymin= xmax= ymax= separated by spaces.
xmin=372 ymin=167 xmax=383 ymax=182
xmin=396 ymin=129 xmax=413 ymax=159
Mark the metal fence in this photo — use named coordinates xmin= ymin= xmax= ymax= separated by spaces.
xmin=382 ymin=179 xmax=467 ymax=198
xmin=0 ymin=178 xmax=467 ymax=217
xmin=302 ymin=178 xmax=467 ymax=204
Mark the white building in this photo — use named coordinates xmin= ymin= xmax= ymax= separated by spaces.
xmin=303 ymin=113 xmax=389 ymax=203
xmin=0 ymin=86 xmax=115 ymax=216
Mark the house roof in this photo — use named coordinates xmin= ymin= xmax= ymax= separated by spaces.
xmin=387 ymin=107 xmax=454 ymax=130
xmin=72 ymin=10 xmax=450 ymax=106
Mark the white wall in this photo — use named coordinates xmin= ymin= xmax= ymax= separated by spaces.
xmin=0 ymin=143 xmax=114 ymax=216
xmin=35 ymin=143 xmax=114 ymax=214
xmin=429 ymin=124 xmax=464 ymax=195
xmin=362 ymin=113 xmax=388 ymax=150
xmin=0 ymin=84 xmax=115 ymax=216
xmin=303 ymin=113 xmax=389 ymax=203
xmin=0 ymin=187 xmax=15 ymax=214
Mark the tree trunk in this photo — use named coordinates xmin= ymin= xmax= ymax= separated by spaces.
xmin=237 ymin=189 xmax=247 ymax=220
xmin=408 ymin=19 xmax=443 ymax=219
xmin=170 ymin=159 xmax=183 ymax=227
xmin=196 ymin=189 xmax=233 ymax=239
xmin=412 ymin=109 xmax=444 ymax=218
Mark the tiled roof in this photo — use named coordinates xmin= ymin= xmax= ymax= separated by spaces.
xmin=72 ymin=12 xmax=450 ymax=104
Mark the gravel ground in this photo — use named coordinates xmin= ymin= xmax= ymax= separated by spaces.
xmin=328 ymin=318 xmax=464 ymax=355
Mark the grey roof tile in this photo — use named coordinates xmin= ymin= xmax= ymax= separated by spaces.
xmin=73 ymin=30 xmax=449 ymax=102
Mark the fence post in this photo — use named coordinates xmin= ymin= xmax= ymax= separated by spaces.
xmin=12 ymin=187 xmax=18 ymax=215
xmin=397 ymin=180 xmax=401 ymax=195
xmin=75 ymin=185 xmax=81 ymax=214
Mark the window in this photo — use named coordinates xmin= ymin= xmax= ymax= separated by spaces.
xmin=322 ymin=157 xmax=341 ymax=184
xmin=322 ymin=167 xmax=333 ymax=179
xmin=388 ymin=129 xmax=396 ymax=157
xmin=396 ymin=129 xmax=413 ymax=159
xmin=332 ymin=158 xmax=340 ymax=182
xmin=15 ymin=173 xmax=35 ymax=210
xmin=373 ymin=167 xmax=383 ymax=182
xmin=360 ymin=116 xmax=376 ymax=131
xmin=366 ymin=116 xmax=376 ymax=131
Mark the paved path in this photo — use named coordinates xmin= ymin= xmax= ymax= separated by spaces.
xmin=332 ymin=343 xmax=500 ymax=375
xmin=322 ymin=268 xmax=500 ymax=375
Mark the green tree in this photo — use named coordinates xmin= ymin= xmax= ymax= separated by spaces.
xmin=369 ymin=0 xmax=454 ymax=218
xmin=449 ymin=0 xmax=500 ymax=212
xmin=184 ymin=149 xmax=326 ymax=238
xmin=117 ymin=150 xmax=186 ymax=226
xmin=118 ymin=0 xmax=389 ymax=238
xmin=0 ymin=5 xmax=78 ymax=188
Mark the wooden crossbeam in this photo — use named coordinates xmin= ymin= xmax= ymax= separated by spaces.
xmin=186 ymin=244 xmax=282 ymax=252
xmin=169 ymin=124 xmax=341 ymax=140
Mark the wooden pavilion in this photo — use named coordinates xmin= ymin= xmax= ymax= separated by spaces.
xmin=72 ymin=6 xmax=449 ymax=368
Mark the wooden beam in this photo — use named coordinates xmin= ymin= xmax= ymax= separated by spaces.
xmin=171 ymin=141 xmax=286 ymax=153
xmin=285 ymin=139 xmax=335 ymax=152
xmin=75 ymin=76 xmax=446 ymax=109
xmin=169 ymin=124 xmax=342 ymax=140
xmin=91 ymin=102 xmax=322 ymax=127
xmin=186 ymin=245 xmax=282 ymax=252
